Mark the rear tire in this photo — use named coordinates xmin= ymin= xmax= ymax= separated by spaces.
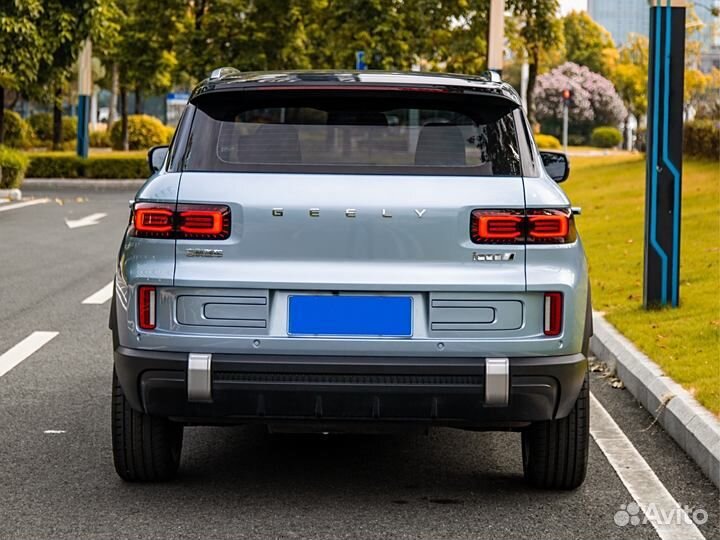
xmin=111 ymin=369 xmax=183 ymax=482
xmin=522 ymin=371 xmax=589 ymax=490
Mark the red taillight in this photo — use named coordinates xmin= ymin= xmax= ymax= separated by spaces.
xmin=131 ymin=203 xmax=230 ymax=239
xmin=138 ymin=286 xmax=156 ymax=330
xmin=544 ymin=292 xmax=563 ymax=336
xmin=470 ymin=208 xmax=574 ymax=244
xmin=528 ymin=209 xmax=570 ymax=241
xmin=177 ymin=205 xmax=230 ymax=239
xmin=133 ymin=204 xmax=174 ymax=237
xmin=471 ymin=210 xmax=524 ymax=243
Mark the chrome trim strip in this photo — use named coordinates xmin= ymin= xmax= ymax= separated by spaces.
xmin=187 ymin=353 xmax=212 ymax=402
xmin=485 ymin=357 xmax=509 ymax=406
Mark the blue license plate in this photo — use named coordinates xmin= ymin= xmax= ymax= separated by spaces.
xmin=288 ymin=296 xmax=412 ymax=336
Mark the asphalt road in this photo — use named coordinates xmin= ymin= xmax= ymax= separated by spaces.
xmin=0 ymin=185 xmax=717 ymax=540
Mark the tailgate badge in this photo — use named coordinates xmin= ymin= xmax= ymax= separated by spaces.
xmin=473 ymin=252 xmax=514 ymax=262
xmin=186 ymin=248 xmax=224 ymax=258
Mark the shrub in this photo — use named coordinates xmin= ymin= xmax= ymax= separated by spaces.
xmin=0 ymin=146 xmax=29 ymax=188
xmin=591 ymin=126 xmax=622 ymax=148
xmin=535 ymin=134 xmax=562 ymax=150
xmin=26 ymin=153 xmax=82 ymax=178
xmin=89 ymin=129 xmax=111 ymax=148
xmin=684 ymin=120 xmax=719 ymax=160
xmin=109 ymin=114 xmax=167 ymax=150
xmin=2 ymin=110 xmax=34 ymax=148
xmin=28 ymin=112 xmax=78 ymax=143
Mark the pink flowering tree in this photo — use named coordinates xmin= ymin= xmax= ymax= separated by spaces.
xmin=534 ymin=62 xmax=628 ymax=142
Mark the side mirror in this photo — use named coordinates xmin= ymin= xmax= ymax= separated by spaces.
xmin=540 ymin=151 xmax=570 ymax=183
xmin=148 ymin=145 xmax=169 ymax=174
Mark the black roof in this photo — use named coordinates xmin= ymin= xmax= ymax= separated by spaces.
xmin=190 ymin=69 xmax=521 ymax=104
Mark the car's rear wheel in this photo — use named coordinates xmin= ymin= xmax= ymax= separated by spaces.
xmin=522 ymin=371 xmax=589 ymax=490
xmin=111 ymin=369 xmax=183 ymax=482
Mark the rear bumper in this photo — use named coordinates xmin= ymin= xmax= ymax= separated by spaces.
xmin=114 ymin=347 xmax=587 ymax=428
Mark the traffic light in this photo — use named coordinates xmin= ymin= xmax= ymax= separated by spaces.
xmin=562 ymin=88 xmax=571 ymax=105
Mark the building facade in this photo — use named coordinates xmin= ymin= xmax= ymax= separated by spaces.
xmin=588 ymin=0 xmax=719 ymax=70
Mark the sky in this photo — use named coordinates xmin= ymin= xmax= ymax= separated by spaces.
xmin=560 ymin=0 xmax=588 ymax=15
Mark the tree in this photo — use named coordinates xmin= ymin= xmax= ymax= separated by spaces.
xmin=178 ymin=0 xmax=320 ymax=82
xmin=104 ymin=0 xmax=183 ymax=149
xmin=506 ymin=0 xmax=564 ymax=126
xmin=606 ymin=34 xmax=649 ymax=119
xmin=307 ymin=0 xmax=416 ymax=70
xmin=562 ymin=10 xmax=615 ymax=76
xmin=26 ymin=1 xmax=120 ymax=149
xmin=534 ymin=62 xmax=627 ymax=142
xmin=0 ymin=1 xmax=46 ymax=144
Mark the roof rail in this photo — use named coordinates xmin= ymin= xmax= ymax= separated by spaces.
xmin=482 ymin=70 xmax=502 ymax=83
xmin=209 ymin=67 xmax=241 ymax=80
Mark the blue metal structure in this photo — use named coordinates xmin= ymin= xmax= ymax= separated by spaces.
xmin=644 ymin=0 xmax=686 ymax=307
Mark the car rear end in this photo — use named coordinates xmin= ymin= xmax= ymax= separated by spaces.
xmin=110 ymin=72 xmax=590 ymax=487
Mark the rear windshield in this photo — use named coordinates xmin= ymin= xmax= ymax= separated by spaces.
xmin=183 ymin=90 xmax=522 ymax=176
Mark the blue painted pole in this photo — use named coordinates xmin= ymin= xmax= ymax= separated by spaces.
xmin=76 ymin=39 xmax=92 ymax=159
xmin=643 ymin=0 xmax=685 ymax=309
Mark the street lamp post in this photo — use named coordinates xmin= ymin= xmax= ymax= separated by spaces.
xmin=643 ymin=1 xmax=686 ymax=308
xmin=487 ymin=0 xmax=505 ymax=75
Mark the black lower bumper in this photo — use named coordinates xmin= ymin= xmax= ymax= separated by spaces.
xmin=114 ymin=347 xmax=587 ymax=428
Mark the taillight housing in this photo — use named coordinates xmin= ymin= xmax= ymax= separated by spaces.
xmin=133 ymin=204 xmax=175 ymax=238
xmin=138 ymin=286 xmax=156 ymax=330
xmin=130 ymin=203 xmax=230 ymax=240
xmin=471 ymin=210 xmax=524 ymax=243
xmin=543 ymin=292 xmax=563 ymax=336
xmin=470 ymin=208 xmax=575 ymax=244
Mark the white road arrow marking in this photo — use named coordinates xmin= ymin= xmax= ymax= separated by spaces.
xmin=0 ymin=331 xmax=59 ymax=378
xmin=0 ymin=198 xmax=49 ymax=213
xmin=65 ymin=212 xmax=107 ymax=229
xmin=82 ymin=281 xmax=114 ymax=305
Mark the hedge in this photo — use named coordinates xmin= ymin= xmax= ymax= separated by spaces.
xmin=0 ymin=146 xmax=30 ymax=188
xmin=26 ymin=152 xmax=148 ymax=179
xmin=109 ymin=114 xmax=168 ymax=150
xmin=2 ymin=110 xmax=34 ymax=148
xmin=684 ymin=120 xmax=719 ymax=160
xmin=534 ymin=133 xmax=561 ymax=150
xmin=590 ymin=126 xmax=622 ymax=148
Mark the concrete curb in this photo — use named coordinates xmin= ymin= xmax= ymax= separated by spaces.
xmin=590 ymin=312 xmax=720 ymax=489
xmin=23 ymin=178 xmax=145 ymax=189
xmin=0 ymin=188 xmax=22 ymax=200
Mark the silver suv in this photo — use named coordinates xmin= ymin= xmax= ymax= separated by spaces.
xmin=110 ymin=69 xmax=592 ymax=489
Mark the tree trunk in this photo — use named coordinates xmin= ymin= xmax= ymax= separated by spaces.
xmin=0 ymin=86 xmax=5 ymax=145
xmin=526 ymin=50 xmax=539 ymax=128
xmin=134 ymin=86 xmax=143 ymax=114
xmin=120 ymin=86 xmax=129 ymax=151
xmin=109 ymin=63 xmax=119 ymax=126
xmin=52 ymin=87 xmax=63 ymax=151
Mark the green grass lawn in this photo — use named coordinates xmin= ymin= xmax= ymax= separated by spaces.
xmin=563 ymin=154 xmax=720 ymax=415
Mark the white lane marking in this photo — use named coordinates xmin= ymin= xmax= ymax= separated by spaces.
xmin=65 ymin=212 xmax=107 ymax=229
xmin=82 ymin=281 xmax=114 ymax=305
xmin=0 ymin=331 xmax=59 ymax=379
xmin=43 ymin=430 xmax=66 ymax=434
xmin=0 ymin=198 xmax=49 ymax=213
xmin=590 ymin=393 xmax=705 ymax=540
